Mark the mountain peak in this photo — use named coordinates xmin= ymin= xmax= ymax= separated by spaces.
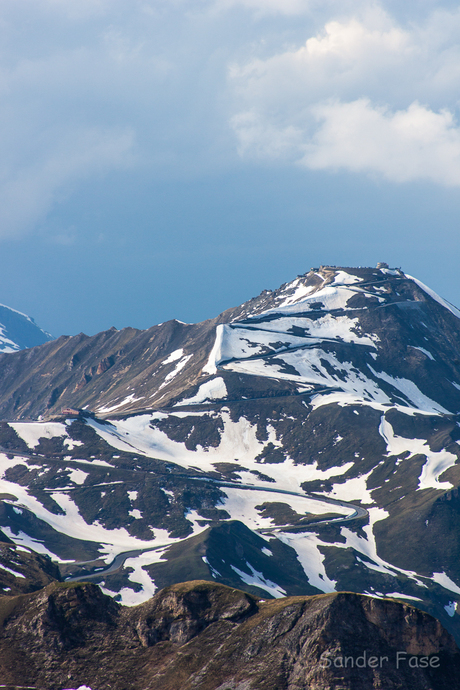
xmin=0 ymin=266 xmax=457 ymax=419
xmin=0 ymin=303 xmax=52 ymax=353
xmin=1 ymin=265 xmax=460 ymax=651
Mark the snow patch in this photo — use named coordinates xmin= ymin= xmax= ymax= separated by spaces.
xmin=68 ymin=469 xmax=88 ymax=485
xmin=230 ymin=562 xmax=286 ymax=598
xmin=369 ymin=366 xmax=449 ymax=414
xmin=384 ymin=592 xmax=423 ymax=602
xmin=380 ymin=268 xmax=400 ymax=276
xmin=379 ymin=416 xmax=457 ymax=491
xmin=162 ymin=348 xmax=184 ymax=365
xmin=410 ymin=346 xmax=435 ymax=361
xmin=0 ymin=563 xmax=25 ymax=578
xmin=10 ymin=422 xmax=67 ymax=449
xmin=159 ymin=353 xmax=193 ymax=388
xmin=202 ymin=555 xmax=222 ymax=579
xmin=278 ymin=531 xmax=336 ymax=593
xmin=178 ymin=377 xmax=228 ymax=405
xmin=432 ymin=572 xmax=460 ymax=596
xmin=332 ymin=271 xmax=362 ymax=285
xmin=97 ymin=394 xmax=144 ymax=414
xmin=63 ymin=438 xmax=83 ymax=449
xmin=202 ymin=325 xmax=224 ymax=375
xmin=276 ymin=282 xmax=315 ymax=307
xmin=321 ymin=470 xmax=374 ymax=504
xmin=445 ymin=601 xmax=458 ymax=617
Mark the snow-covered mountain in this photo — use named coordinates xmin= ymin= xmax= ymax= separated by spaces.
xmin=0 ymin=302 xmax=52 ymax=353
xmin=1 ymin=264 xmax=460 ymax=645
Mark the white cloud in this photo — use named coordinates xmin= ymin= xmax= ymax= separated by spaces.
xmin=0 ymin=0 xmax=460 ymax=242
xmin=303 ymin=11 xmax=410 ymax=61
xmin=229 ymin=9 xmax=416 ymax=107
xmin=0 ymin=3 xmax=175 ymax=238
xmin=304 ymin=99 xmax=460 ymax=185
xmin=231 ymin=111 xmax=304 ymax=160
xmin=0 ymin=127 xmax=134 ymax=238
xmin=229 ymin=6 xmax=460 ymax=186
xmin=42 ymin=0 xmax=121 ymax=21
xmin=212 ymin=0 xmax=313 ymax=15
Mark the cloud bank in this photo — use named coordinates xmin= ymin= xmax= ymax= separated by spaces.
xmin=230 ymin=7 xmax=460 ymax=185
xmin=1 ymin=0 xmax=460 ymax=240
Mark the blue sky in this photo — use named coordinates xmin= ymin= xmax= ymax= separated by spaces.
xmin=1 ymin=0 xmax=460 ymax=336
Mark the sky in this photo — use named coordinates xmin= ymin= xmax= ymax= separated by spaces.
xmin=1 ymin=0 xmax=460 ymax=336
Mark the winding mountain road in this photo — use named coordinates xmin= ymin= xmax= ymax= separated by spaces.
xmin=65 ymin=477 xmax=368 ymax=582
xmin=0 ymin=422 xmax=369 ymax=583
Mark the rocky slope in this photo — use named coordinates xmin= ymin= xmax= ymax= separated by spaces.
xmin=0 ymin=293 xmax=283 ymax=420
xmin=4 ymin=263 xmax=460 ymax=421
xmin=0 ymin=540 xmax=61 ymax=595
xmin=0 ymin=265 xmax=460 ymax=647
xmin=0 ymin=580 xmax=459 ymax=690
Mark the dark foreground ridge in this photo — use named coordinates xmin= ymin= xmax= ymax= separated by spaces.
xmin=0 ymin=580 xmax=459 ymax=690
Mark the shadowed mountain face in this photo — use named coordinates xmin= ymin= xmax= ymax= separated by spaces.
xmin=0 ymin=581 xmax=459 ymax=690
xmin=1 ymin=265 xmax=460 ymax=649
xmin=0 ymin=540 xmax=61 ymax=595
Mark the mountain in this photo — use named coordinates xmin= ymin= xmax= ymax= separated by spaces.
xmin=0 ymin=264 xmax=459 ymax=420
xmin=1 ymin=264 xmax=460 ymax=646
xmin=1 ymin=580 xmax=459 ymax=689
xmin=0 ymin=302 xmax=52 ymax=353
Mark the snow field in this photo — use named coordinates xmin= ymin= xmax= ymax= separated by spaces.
xmin=88 ymin=411 xmax=357 ymax=493
xmin=11 ymin=422 xmax=68 ymax=449
xmin=369 ymin=366 xmax=449 ymax=415
xmin=217 ymin=487 xmax=350 ymax=532
xmin=257 ymin=284 xmax=365 ymax=317
xmin=0 ymin=453 xmax=204 ymax=564
xmin=100 ymin=547 xmax=169 ymax=606
xmin=277 ymin=506 xmax=433 ymax=597
xmin=379 ymin=416 xmax=457 ymax=491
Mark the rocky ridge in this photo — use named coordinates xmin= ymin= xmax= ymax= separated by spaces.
xmin=0 ymin=580 xmax=459 ymax=690
xmin=4 ymin=263 xmax=460 ymax=421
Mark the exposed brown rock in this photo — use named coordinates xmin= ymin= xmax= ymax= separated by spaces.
xmin=0 ymin=581 xmax=458 ymax=690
